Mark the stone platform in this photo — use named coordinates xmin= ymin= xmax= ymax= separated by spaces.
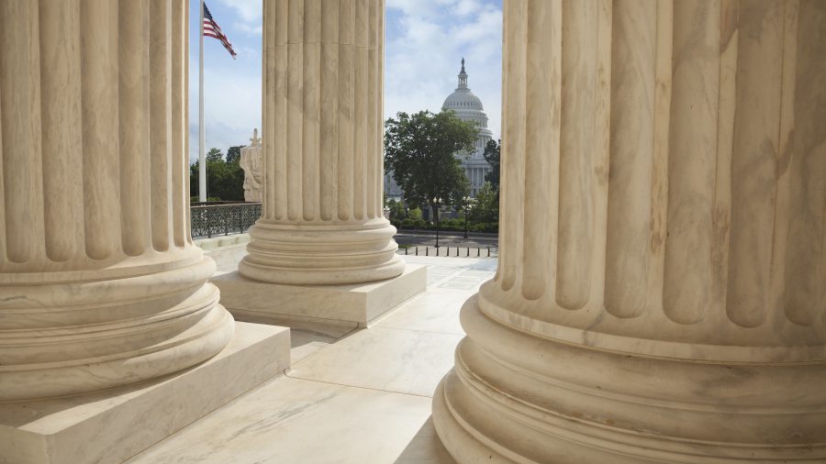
xmin=0 ymin=322 xmax=290 ymax=464
xmin=124 ymin=256 xmax=496 ymax=464
xmin=212 ymin=264 xmax=427 ymax=331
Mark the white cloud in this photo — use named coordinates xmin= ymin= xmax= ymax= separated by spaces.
xmin=455 ymin=0 xmax=485 ymax=17
xmin=190 ymin=0 xmax=503 ymax=166
xmin=387 ymin=0 xmax=494 ymax=20
xmin=385 ymin=0 xmax=503 ymax=140
xmin=232 ymin=45 xmax=260 ymax=60
xmin=216 ymin=0 xmax=262 ymax=38
xmin=216 ymin=0 xmax=262 ymax=23
xmin=188 ymin=62 xmax=262 ymax=163
xmin=234 ymin=21 xmax=263 ymax=36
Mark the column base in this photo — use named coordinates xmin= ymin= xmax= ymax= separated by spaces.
xmin=0 ymin=322 xmax=290 ymax=464
xmin=0 ymin=256 xmax=236 ymax=402
xmin=432 ymin=296 xmax=826 ymax=464
xmin=196 ymin=234 xmax=252 ymax=273
xmin=213 ymin=264 xmax=427 ymax=330
xmin=240 ymin=221 xmax=406 ymax=285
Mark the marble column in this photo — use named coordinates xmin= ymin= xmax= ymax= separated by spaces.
xmin=0 ymin=0 xmax=234 ymax=402
xmin=241 ymin=0 xmax=403 ymax=285
xmin=433 ymin=0 xmax=826 ymax=462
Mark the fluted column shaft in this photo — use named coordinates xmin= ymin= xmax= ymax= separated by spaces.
xmin=434 ymin=1 xmax=826 ymax=462
xmin=0 ymin=0 xmax=234 ymax=402
xmin=241 ymin=0 xmax=402 ymax=285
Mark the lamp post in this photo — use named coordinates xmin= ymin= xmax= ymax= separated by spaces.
xmin=433 ymin=198 xmax=442 ymax=249
xmin=463 ymin=196 xmax=471 ymax=239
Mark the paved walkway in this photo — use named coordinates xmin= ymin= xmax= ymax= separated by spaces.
xmin=127 ymin=256 xmax=497 ymax=464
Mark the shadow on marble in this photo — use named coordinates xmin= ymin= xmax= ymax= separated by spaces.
xmin=125 ymin=377 xmax=432 ymax=464
xmin=377 ymin=291 xmax=468 ymax=336
xmin=393 ymin=418 xmax=457 ymax=464
xmin=290 ymin=329 xmax=347 ymax=365
xmin=289 ymin=326 xmax=463 ymax=397
xmin=0 ymin=323 xmax=290 ymax=464
xmin=0 ymin=324 xmax=287 ymax=430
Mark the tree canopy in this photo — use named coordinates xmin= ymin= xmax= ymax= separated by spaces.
xmin=386 ymin=198 xmax=407 ymax=221
xmin=190 ymin=147 xmax=246 ymax=202
xmin=206 ymin=147 xmax=223 ymax=163
xmin=226 ymin=145 xmax=244 ymax=164
xmin=483 ymin=139 xmax=501 ymax=195
xmin=469 ymin=182 xmax=499 ymax=224
xmin=384 ymin=110 xmax=477 ymax=218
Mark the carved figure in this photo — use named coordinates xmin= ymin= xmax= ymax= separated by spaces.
xmin=240 ymin=128 xmax=263 ymax=202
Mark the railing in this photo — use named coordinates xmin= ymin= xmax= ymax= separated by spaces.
xmin=191 ymin=203 xmax=261 ymax=239
xmin=399 ymin=246 xmax=494 ymax=258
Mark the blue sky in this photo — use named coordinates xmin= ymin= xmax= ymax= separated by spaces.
xmin=188 ymin=0 xmax=503 ymax=164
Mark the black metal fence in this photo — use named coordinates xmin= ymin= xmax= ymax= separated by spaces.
xmin=191 ymin=203 xmax=261 ymax=239
xmin=399 ymin=246 xmax=494 ymax=258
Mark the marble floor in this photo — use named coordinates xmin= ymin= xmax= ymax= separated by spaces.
xmin=126 ymin=255 xmax=497 ymax=464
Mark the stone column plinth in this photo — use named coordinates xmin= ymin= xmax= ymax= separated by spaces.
xmin=0 ymin=0 xmax=234 ymax=402
xmin=240 ymin=0 xmax=404 ymax=285
xmin=433 ymin=1 xmax=826 ymax=462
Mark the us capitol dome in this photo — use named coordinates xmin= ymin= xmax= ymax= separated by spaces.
xmin=441 ymin=59 xmax=495 ymax=197
xmin=384 ymin=59 xmax=496 ymax=200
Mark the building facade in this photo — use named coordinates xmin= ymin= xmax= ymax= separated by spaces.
xmin=441 ymin=59 xmax=495 ymax=197
xmin=384 ymin=59 xmax=495 ymax=199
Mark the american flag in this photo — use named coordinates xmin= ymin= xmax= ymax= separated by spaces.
xmin=203 ymin=3 xmax=236 ymax=59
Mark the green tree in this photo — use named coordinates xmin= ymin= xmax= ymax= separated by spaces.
xmin=385 ymin=110 xmax=477 ymax=242
xmin=206 ymin=147 xmax=223 ymax=162
xmin=386 ymin=199 xmax=408 ymax=221
xmin=190 ymin=147 xmax=245 ymax=202
xmin=190 ymin=161 xmax=205 ymax=200
xmin=226 ymin=145 xmax=244 ymax=164
xmin=483 ymin=139 xmax=501 ymax=194
xmin=469 ymin=182 xmax=499 ymax=224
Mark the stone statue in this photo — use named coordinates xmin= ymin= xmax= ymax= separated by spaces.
xmin=240 ymin=129 xmax=263 ymax=202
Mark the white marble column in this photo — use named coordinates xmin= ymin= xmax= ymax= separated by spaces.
xmin=241 ymin=0 xmax=403 ymax=285
xmin=0 ymin=0 xmax=234 ymax=402
xmin=433 ymin=0 xmax=826 ymax=462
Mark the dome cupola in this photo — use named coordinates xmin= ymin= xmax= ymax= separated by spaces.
xmin=442 ymin=58 xmax=486 ymax=112
xmin=436 ymin=58 xmax=496 ymax=197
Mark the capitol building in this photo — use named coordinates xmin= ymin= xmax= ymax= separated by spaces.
xmin=441 ymin=59 xmax=495 ymax=197
xmin=385 ymin=59 xmax=495 ymax=199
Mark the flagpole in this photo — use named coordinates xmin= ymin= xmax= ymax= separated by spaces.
xmin=198 ymin=0 xmax=207 ymax=202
